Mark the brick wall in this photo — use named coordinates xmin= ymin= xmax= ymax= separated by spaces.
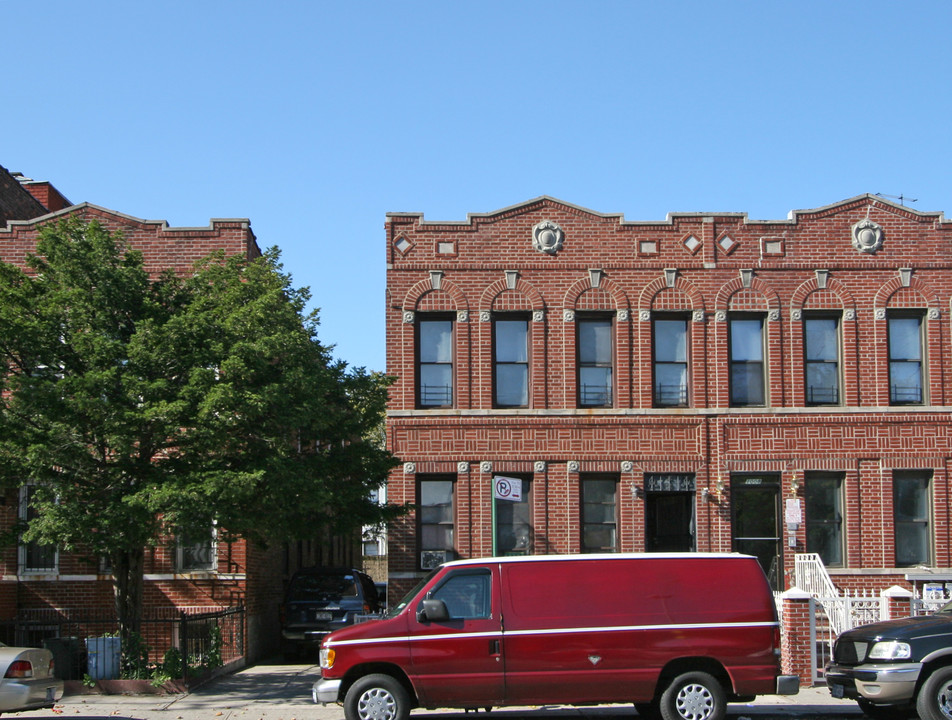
xmin=0 ymin=192 xmax=274 ymax=656
xmin=385 ymin=195 xmax=952 ymax=601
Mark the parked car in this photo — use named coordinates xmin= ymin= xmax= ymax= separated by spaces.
xmin=312 ymin=553 xmax=798 ymax=720
xmin=0 ymin=644 xmax=64 ymax=712
xmin=827 ymin=601 xmax=952 ymax=720
xmin=282 ymin=567 xmax=381 ymax=659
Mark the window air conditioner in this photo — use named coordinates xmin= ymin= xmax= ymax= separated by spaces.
xmin=420 ymin=550 xmax=449 ymax=570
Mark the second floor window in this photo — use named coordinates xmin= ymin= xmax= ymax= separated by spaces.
xmin=417 ymin=316 xmax=453 ymax=408
xmin=729 ymin=315 xmax=765 ymax=407
xmin=653 ymin=317 xmax=688 ymax=407
xmin=493 ymin=316 xmax=529 ymax=407
xmin=804 ymin=315 xmax=840 ymax=405
xmin=578 ymin=316 xmax=613 ymax=407
xmin=889 ymin=313 xmax=925 ymax=405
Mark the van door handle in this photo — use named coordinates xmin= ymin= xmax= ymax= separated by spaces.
xmin=490 ymin=639 xmax=501 ymax=655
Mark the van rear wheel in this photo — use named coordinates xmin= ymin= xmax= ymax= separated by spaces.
xmin=344 ymin=673 xmax=410 ymax=720
xmin=659 ymin=671 xmax=725 ymax=720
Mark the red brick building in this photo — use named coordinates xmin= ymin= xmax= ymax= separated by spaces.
xmin=0 ymin=166 xmax=359 ymax=665
xmin=384 ymin=194 xmax=952 ymax=602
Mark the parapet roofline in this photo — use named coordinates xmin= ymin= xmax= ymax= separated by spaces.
xmin=0 ymin=202 xmax=252 ymax=234
xmin=387 ymin=193 xmax=949 ymax=227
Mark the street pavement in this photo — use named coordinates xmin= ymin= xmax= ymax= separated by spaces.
xmin=10 ymin=661 xmax=864 ymax=720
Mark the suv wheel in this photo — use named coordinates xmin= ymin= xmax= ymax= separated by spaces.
xmin=659 ymin=671 xmax=725 ymax=720
xmin=344 ymin=673 xmax=410 ymax=720
xmin=917 ymin=667 xmax=952 ymax=720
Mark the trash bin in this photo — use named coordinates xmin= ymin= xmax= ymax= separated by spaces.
xmin=43 ymin=637 xmax=85 ymax=680
xmin=85 ymin=636 xmax=120 ymax=680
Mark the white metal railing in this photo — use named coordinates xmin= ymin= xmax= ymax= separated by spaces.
xmin=913 ymin=583 xmax=952 ymax=616
xmin=787 ymin=554 xmax=952 ymax=683
xmin=794 ymin=553 xmax=851 ymax=635
xmin=794 ymin=553 xmax=839 ymax=599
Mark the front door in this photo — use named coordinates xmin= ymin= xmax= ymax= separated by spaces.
xmin=646 ymin=493 xmax=696 ymax=551
xmin=645 ymin=473 xmax=696 ymax=552
xmin=409 ymin=566 xmax=505 ymax=708
xmin=731 ymin=475 xmax=782 ymax=590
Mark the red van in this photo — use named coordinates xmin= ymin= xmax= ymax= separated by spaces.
xmin=312 ymin=553 xmax=798 ymax=720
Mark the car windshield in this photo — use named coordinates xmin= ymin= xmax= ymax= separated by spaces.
xmin=289 ymin=573 xmax=357 ymax=602
xmin=385 ymin=569 xmax=438 ymax=618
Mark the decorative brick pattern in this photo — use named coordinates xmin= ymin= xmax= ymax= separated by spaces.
xmin=386 ymin=195 xmax=952 ymax=611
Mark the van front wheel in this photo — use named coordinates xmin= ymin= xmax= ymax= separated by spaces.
xmin=344 ymin=674 xmax=410 ymax=720
xmin=659 ymin=672 xmax=726 ymax=720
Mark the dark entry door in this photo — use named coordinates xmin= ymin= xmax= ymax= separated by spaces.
xmin=646 ymin=493 xmax=695 ymax=552
xmin=731 ymin=476 xmax=782 ymax=589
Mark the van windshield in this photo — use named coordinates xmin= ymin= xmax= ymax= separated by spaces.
xmin=385 ymin=569 xmax=438 ymax=618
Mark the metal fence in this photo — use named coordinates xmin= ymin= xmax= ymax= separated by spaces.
xmin=0 ymin=605 xmax=244 ymax=681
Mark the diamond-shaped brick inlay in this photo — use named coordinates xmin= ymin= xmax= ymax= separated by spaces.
xmin=395 ymin=237 xmax=411 ymax=253
xmin=683 ymin=235 xmax=701 ymax=253
xmin=718 ymin=235 xmax=736 ymax=252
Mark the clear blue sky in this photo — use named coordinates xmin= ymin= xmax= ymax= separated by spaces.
xmin=5 ymin=1 xmax=950 ymax=372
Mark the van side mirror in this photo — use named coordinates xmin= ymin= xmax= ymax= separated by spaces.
xmin=417 ymin=598 xmax=450 ymax=623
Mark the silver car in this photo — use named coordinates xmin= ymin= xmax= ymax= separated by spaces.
xmin=0 ymin=644 xmax=64 ymax=712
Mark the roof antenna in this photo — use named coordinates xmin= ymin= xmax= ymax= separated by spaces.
xmin=875 ymin=193 xmax=918 ymax=207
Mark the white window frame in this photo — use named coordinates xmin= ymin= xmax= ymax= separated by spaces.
xmin=176 ymin=523 xmax=217 ymax=573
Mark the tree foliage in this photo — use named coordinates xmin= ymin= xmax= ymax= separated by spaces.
xmin=0 ymin=218 xmax=401 ymax=637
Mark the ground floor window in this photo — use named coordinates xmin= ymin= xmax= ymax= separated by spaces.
xmin=894 ymin=470 xmax=931 ymax=567
xmin=419 ymin=475 xmax=455 ymax=569
xmin=18 ymin=485 xmax=57 ymax=574
xmin=581 ymin=474 xmax=618 ymax=553
xmin=805 ymin=473 xmax=844 ymax=567
xmin=493 ymin=474 xmax=532 ymax=555
xmin=177 ymin=525 xmax=217 ymax=572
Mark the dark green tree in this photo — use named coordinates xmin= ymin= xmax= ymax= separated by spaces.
xmin=0 ymin=217 xmax=401 ymax=642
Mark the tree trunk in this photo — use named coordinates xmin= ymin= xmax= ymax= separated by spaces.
xmin=112 ymin=547 xmax=145 ymax=647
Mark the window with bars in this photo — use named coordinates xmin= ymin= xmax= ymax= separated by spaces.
xmin=804 ymin=315 xmax=841 ymax=405
xmin=888 ymin=313 xmax=925 ymax=405
xmin=729 ymin=315 xmax=765 ymax=407
xmin=493 ymin=316 xmax=529 ymax=408
xmin=653 ymin=316 xmax=689 ymax=407
xmin=577 ymin=316 xmax=613 ymax=407
xmin=417 ymin=316 xmax=454 ymax=408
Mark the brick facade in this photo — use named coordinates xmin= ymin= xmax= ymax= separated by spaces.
xmin=384 ymin=195 xmax=952 ymax=608
xmin=0 ymin=166 xmax=364 ymax=662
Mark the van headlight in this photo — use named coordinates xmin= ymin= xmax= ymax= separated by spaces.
xmin=320 ymin=647 xmax=336 ymax=669
xmin=868 ymin=641 xmax=911 ymax=660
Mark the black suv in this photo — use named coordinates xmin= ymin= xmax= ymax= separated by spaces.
xmin=280 ymin=567 xmax=381 ymax=659
xmin=827 ymin=602 xmax=952 ymax=720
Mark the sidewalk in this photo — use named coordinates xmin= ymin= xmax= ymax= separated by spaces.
xmin=19 ymin=664 xmax=863 ymax=720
